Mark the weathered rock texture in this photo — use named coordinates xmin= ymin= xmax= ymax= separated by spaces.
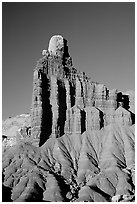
xmin=30 ymin=35 xmax=135 ymax=147
xmin=2 ymin=35 xmax=135 ymax=202
xmin=2 ymin=114 xmax=31 ymax=150
xmin=2 ymin=114 xmax=31 ymax=137
xmin=2 ymin=125 xmax=135 ymax=202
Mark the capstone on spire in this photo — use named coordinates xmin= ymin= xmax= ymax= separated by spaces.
xmin=47 ymin=35 xmax=69 ymax=58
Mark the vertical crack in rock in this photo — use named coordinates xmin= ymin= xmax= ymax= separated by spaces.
xmin=57 ymin=80 xmax=67 ymax=137
xmin=69 ymin=81 xmax=76 ymax=107
xmin=81 ymin=109 xmax=86 ymax=134
xmin=40 ymin=74 xmax=52 ymax=146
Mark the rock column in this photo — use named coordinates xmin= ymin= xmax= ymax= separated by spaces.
xmin=72 ymin=106 xmax=81 ymax=134
xmin=94 ymin=84 xmax=107 ymax=112
xmin=75 ymin=76 xmax=84 ymax=108
xmin=31 ymin=66 xmax=43 ymax=145
xmin=50 ymin=75 xmax=59 ymax=137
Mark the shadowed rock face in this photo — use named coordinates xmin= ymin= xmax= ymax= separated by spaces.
xmin=2 ymin=35 xmax=135 ymax=202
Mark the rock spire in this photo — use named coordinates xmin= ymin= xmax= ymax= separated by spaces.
xmin=30 ymin=35 xmax=135 ymax=147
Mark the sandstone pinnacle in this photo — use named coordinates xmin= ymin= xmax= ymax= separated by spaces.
xmin=48 ymin=35 xmax=68 ymax=57
xmin=2 ymin=35 xmax=135 ymax=202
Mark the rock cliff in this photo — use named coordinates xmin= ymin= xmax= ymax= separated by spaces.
xmin=2 ymin=35 xmax=135 ymax=202
xmin=30 ymin=35 xmax=135 ymax=146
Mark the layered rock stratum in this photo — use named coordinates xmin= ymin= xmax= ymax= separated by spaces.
xmin=2 ymin=35 xmax=135 ymax=202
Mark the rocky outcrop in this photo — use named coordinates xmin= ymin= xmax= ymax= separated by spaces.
xmin=85 ymin=106 xmax=103 ymax=130
xmin=2 ymin=114 xmax=31 ymax=136
xmin=2 ymin=35 xmax=135 ymax=202
xmin=48 ymin=35 xmax=65 ymax=57
xmin=30 ymin=35 xmax=135 ymax=147
xmin=2 ymin=114 xmax=31 ymax=150
xmin=124 ymin=90 xmax=135 ymax=113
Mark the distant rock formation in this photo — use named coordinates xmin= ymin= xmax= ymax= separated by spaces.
xmin=2 ymin=114 xmax=31 ymax=150
xmin=2 ymin=114 xmax=31 ymax=137
xmin=2 ymin=35 xmax=135 ymax=202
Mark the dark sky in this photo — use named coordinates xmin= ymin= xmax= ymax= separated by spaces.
xmin=2 ymin=2 xmax=135 ymax=120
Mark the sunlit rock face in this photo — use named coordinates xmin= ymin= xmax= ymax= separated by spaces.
xmin=2 ymin=114 xmax=31 ymax=150
xmin=2 ymin=35 xmax=135 ymax=202
xmin=48 ymin=35 xmax=65 ymax=56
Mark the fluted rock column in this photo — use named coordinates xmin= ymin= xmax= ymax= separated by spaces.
xmin=103 ymin=89 xmax=117 ymax=126
xmin=75 ymin=76 xmax=84 ymax=108
xmin=72 ymin=106 xmax=81 ymax=134
xmin=95 ymin=84 xmax=107 ymax=111
xmin=69 ymin=105 xmax=86 ymax=134
xmin=123 ymin=91 xmax=135 ymax=113
xmin=64 ymin=79 xmax=71 ymax=110
xmin=64 ymin=108 xmax=73 ymax=134
xmin=128 ymin=93 xmax=135 ymax=113
xmin=31 ymin=66 xmax=43 ymax=144
xmin=50 ymin=75 xmax=59 ymax=137
xmin=85 ymin=106 xmax=103 ymax=131
xmin=107 ymin=89 xmax=118 ymax=110
xmin=31 ymin=35 xmax=132 ymax=146
xmin=64 ymin=79 xmax=72 ymax=134
xmin=104 ymin=110 xmax=115 ymax=126
xmin=77 ymin=71 xmax=87 ymax=106
xmin=114 ymin=107 xmax=132 ymax=126
xmin=86 ymin=81 xmax=96 ymax=107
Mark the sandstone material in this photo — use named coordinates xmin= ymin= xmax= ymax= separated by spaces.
xmin=2 ymin=114 xmax=31 ymax=149
xmin=85 ymin=106 xmax=103 ymax=130
xmin=114 ymin=106 xmax=133 ymax=126
xmin=30 ymin=36 xmax=135 ymax=146
xmin=2 ymin=124 xmax=135 ymax=201
xmin=42 ymin=49 xmax=49 ymax=56
xmin=124 ymin=91 xmax=135 ymax=113
xmin=48 ymin=35 xmax=64 ymax=56
xmin=2 ymin=114 xmax=31 ymax=136
xmin=2 ymin=35 xmax=135 ymax=202
xmin=111 ymin=194 xmax=122 ymax=202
